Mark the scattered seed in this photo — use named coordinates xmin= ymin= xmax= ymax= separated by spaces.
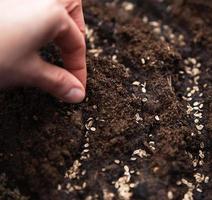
xmin=124 ymin=165 xmax=129 ymax=172
xmin=155 ymin=115 xmax=160 ymax=121
xmin=57 ymin=184 xmax=62 ymax=191
xmin=167 ymin=191 xmax=174 ymax=200
xmin=90 ymin=127 xmax=96 ymax=132
xmin=142 ymin=98 xmax=148 ymax=102
xmin=122 ymin=2 xmax=134 ymax=11
xmin=132 ymin=81 xmax=140 ymax=86
xmin=142 ymin=87 xmax=146 ymax=93
xmin=130 ymin=183 xmax=135 ymax=188
xmin=196 ymin=125 xmax=204 ymax=131
xmin=130 ymin=157 xmax=137 ymax=161
xmin=141 ymin=58 xmax=146 ymax=64
xmin=114 ymin=160 xmax=120 ymax=164
xmin=84 ymin=143 xmax=89 ymax=148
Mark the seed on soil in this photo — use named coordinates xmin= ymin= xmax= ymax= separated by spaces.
xmin=135 ymin=113 xmax=143 ymax=123
xmin=196 ymin=125 xmax=204 ymax=131
xmin=141 ymin=58 xmax=146 ymax=64
xmin=200 ymin=142 xmax=205 ymax=149
xmin=155 ymin=115 xmax=160 ymax=121
xmin=194 ymin=119 xmax=199 ymax=124
xmin=90 ymin=127 xmax=96 ymax=132
xmin=204 ymin=176 xmax=210 ymax=183
xmin=129 ymin=183 xmax=136 ymax=188
xmin=57 ymin=184 xmax=62 ymax=191
xmin=194 ymin=112 xmax=202 ymax=118
xmin=132 ymin=81 xmax=140 ymax=86
xmin=142 ymin=87 xmax=147 ymax=93
xmin=112 ymin=55 xmax=118 ymax=62
xmin=130 ymin=157 xmax=137 ymax=161
xmin=142 ymin=16 xmax=148 ymax=23
xmin=167 ymin=191 xmax=174 ymax=200
xmin=122 ymin=2 xmax=134 ymax=11
xmin=192 ymin=159 xmax=198 ymax=167
xmin=124 ymin=165 xmax=129 ymax=173
xmin=133 ymin=149 xmax=148 ymax=158
xmin=81 ymin=170 xmax=86 ymax=176
xmin=93 ymin=105 xmax=97 ymax=109
xmin=199 ymin=104 xmax=203 ymax=109
xmin=196 ymin=188 xmax=202 ymax=193
xmin=150 ymin=21 xmax=160 ymax=27
xmin=83 ymin=149 xmax=89 ymax=153
xmin=114 ymin=160 xmax=120 ymax=164
xmin=199 ymin=150 xmax=204 ymax=159
xmin=193 ymin=102 xmax=200 ymax=106
xmin=142 ymin=98 xmax=148 ymax=102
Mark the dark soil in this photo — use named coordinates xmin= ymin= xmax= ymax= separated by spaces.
xmin=0 ymin=0 xmax=211 ymax=200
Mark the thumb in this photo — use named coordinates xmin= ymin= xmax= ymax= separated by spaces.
xmin=30 ymin=55 xmax=85 ymax=103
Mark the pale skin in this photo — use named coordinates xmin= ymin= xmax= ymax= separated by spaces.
xmin=0 ymin=0 xmax=86 ymax=103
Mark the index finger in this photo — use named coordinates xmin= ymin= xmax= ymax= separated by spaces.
xmin=55 ymin=15 xmax=87 ymax=87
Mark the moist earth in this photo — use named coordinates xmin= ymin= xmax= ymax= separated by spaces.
xmin=0 ymin=0 xmax=211 ymax=200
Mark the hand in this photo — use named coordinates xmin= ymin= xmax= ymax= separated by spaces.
xmin=0 ymin=0 xmax=86 ymax=103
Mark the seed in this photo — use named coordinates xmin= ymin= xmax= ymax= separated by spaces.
xmin=90 ymin=127 xmax=96 ymax=132
xmin=187 ymin=93 xmax=192 ymax=97
xmin=142 ymin=98 xmax=148 ymax=102
xmin=84 ymin=143 xmax=89 ymax=148
xmin=130 ymin=157 xmax=137 ymax=161
xmin=82 ymin=182 xmax=87 ymax=188
xmin=153 ymin=27 xmax=161 ymax=34
xmin=194 ymin=119 xmax=199 ymax=124
xmin=190 ymin=58 xmax=197 ymax=65
xmin=196 ymin=63 xmax=201 ymax=68
xmin=196 ymin=188 xmax=202 ymax=193
xmin=130 ymin=183 xmax=136 ymax=188
xmin=124 ymin=165 xmax=129 ymax=172
xmin=199 ymin=150 xmax=204 ymax=159
xmin=200 ymin=142 xmax=204 ymax=149
xmin=114 ymin=160 xmax=120 ymax=164
xmin=199 ymin=104 xmax=203 ymax=109
xmin=155 ymin=115 xmax=160 ymax=121
xmin=196 ymin=125 xmax=204 ymax=131
xmin=141 ymin=58 xmax=146 ymax=64
xmin=142 ymin=87 xmax=146 ymax=93
xmin=193 ymin=102 xmax=200 ymax=106
xmin=193 ymin=106 xmax=200 ymax=110
xmin=167 ymin=191 xmax=174 ymax=200
xmin=122 ymin=2 xmax=134 ymax=11
xmin=150 ymin=21 xmax=160 ymax=27
xmin=132 ymin=81 xmax=140 ymax=86
xmin=205 ymin=176 xmax=210 ymax=183
xmin=142 ymin=16 xmax=148 ymax=23
xmin=83 ymin=149 xmax=89 ymax=153
xmin=57 ymin=184 xmax=62 ymax=191
xmin=81 ymin=170 xmax=86 ymax=176
xmin=194 ymin=112 xmax=202 ymax=118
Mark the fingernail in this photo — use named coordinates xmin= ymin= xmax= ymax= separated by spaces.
xmin=64 ymin=88 xmax=85 ymax=103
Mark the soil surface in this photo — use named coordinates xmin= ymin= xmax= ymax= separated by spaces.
xmin=0 ymin=0 xmax=211 ymax=200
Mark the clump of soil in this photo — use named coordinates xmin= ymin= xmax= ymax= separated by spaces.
xmin=0 ymin=0 xmax=211 ymax=200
